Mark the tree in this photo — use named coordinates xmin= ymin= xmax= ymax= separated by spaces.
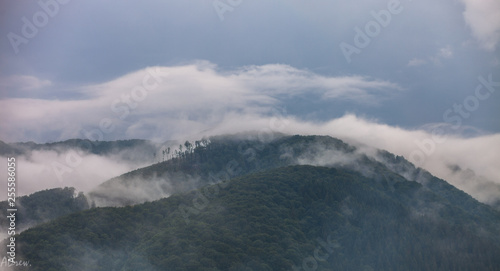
xmin=185 ymin=141 xmax=193 ymax=154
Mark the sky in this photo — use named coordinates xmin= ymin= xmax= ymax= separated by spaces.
xmin=0 ymin=0 xmax=499 ymax=201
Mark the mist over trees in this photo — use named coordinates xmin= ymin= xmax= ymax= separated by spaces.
xmin=2 ymin=134 xmax=500 ymax=270
xmin=0 ymin=187 xmax=89 ymax=237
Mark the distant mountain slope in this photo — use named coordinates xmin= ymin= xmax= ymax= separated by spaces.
xmin=0 ymin=139 xmax=157 ymax=160
xmin=0 ymin=140 xmax=25 ymax=156
xmin=11 ymin=165 xmax=500 ymax=270
xmin=0 ymin=187 xmax=89 ymax=237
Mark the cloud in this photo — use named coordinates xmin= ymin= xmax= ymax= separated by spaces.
xmin=437 ymin=45 xmax=453 ymax=59
xmin=409 ymin=45 xmax=454 ymax=67
xmin=0 ymin=75 xmax=52 ymax=97
xmin=89 ymin=171 xmax=204 ymax=207
xmin=229 ymin=64 xmax=402 ymax=101
xmin=431 ymin=45 xmax=454 ymax=65
xmin=460 ymin=0 xmax=500 ymax=51
xmin=0 ymin=147 xmax=153 ymax=201
xmin=0 ymin=62 xmax=402 ymax=143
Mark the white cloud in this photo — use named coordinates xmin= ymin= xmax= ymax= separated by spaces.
xmin=0 ymin=75 xmax=52 ymax=96
xmin=0 ymin=62 xmax=402 ymax=143
xmin=460 ymin=0 xmax=500 ymax=51
xmin=438 ymin=45 xmax=453 ymax=58
xmin=432 ymin=45 xmax=454 ymax=65
xmin=410 ymin=45 xmax=454 ymax=67
xmin=0 ymin=149 xmax=150 ymax=200
xmin=407 ymin=45 xmax=453 ymax=67
xmin=230 ymin=64 xmax=401 ymax=101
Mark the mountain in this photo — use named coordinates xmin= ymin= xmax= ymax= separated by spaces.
xmin=88 ymin=134 xmax=362 ymax=206
xmin=0 ymin=139 xmax=158 ymax=162
xmin=10 ymin=165 xmax=500 ymax=270
xmin=88 ymin=133 xmax=492 ymax=214
xmin=0 ymin=187 xmax=89 ymax=238
xmin=0 ymin=140 xmax=24 ymax=156
xmin=5 ymin=134 xmax=500 ymax=270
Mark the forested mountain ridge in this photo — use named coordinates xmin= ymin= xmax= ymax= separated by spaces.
xmin=89 ymin=133 xmax=495 ymax=217
xmin=3 ymin=134 xmax=500 ymax=270
xmin=9 ymin=165 xmax=500 ymax=270
xmin=0 ymin=187 xmax=89 ymax=238
xmin=0 ymin=138 xmax=157 ymax=160
xmin=89 ymin=134 xmax=390 ymax=206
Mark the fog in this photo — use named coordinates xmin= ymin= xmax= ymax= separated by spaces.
xmin=0 ymin=148 xmax=152 ymax=201
xmin=89 ymin=171 xmax=203 ymax=207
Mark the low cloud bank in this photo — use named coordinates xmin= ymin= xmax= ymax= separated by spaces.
xmin=0 ymin=62 xmax=402 ymax=143
xmin=0 ymin=148 xmax=152 ymax=201
xmin=1 ymin=114 xmax=498 ymax=207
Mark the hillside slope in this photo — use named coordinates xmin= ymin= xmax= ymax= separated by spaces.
xmin=0 ymin=187 xmax=89 ymax=238
xmin=0 ymin=139 xmax=158 ymax=161
xmin=11 ymin=165 xmax=500 ymax=270
xmin=88 ymin=134 xmax=387 ymax=206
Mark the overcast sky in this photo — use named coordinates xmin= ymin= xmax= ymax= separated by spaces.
xmin=1 ymin=0 xmax=499 ymax=144
xmin=0 ymin=0 xmax=499 ymax=202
